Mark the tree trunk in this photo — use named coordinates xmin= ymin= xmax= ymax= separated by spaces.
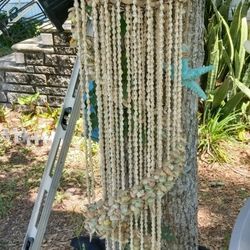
xmin=162 ymin=0 xmax=205 ymax=249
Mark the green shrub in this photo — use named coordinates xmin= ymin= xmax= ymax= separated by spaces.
xmin=198 ymin=111 xmax=246 ymax=162
xmin=203 ymin=0 xmax=250 ymax=122
xmin=198 ymin=0 xmax=250 ymax=160
xmin=17 ymin=92 xmax=61 ymax=131
xmin=0 ymin=105 xmax=7 ymax=122
xmin=0 ymin=16 xmax=40 ymax=56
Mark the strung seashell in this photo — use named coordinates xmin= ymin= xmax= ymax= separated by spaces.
xmin=74 ymin=0 xmax=189 ymax=248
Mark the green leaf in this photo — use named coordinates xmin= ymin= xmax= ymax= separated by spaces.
xmin=204 ymin=0 xmax=250 ymax=122
xmin=229 ymin=1 xmax=250 ymax=52
xmin=234 ymin=51 xmax=241 ymax=79
xmin=235 ymin=17 xmax=248 ymax=78
xmin=234 ymin=79 xmax=250 ymax=99
xmin=206 ymin=29 xmax=220 ymax=93
xmin=207 ymin=23 xmax=220 ymax=52
xmin=229 ymin=2 xmax=243 ymax=48
xmin=219 ymin=0 xmax=232 ymax=20
xmin=219 ymin=41 xmax=233 ymax=74
xmin=242 ymin=63 xmax=250 ymax=84
xmin=212 ymin=76 xmax=233 ymax=109
xmin=221 ymin=92 xmax=245 ymax=116
xmin=241 ymin=1 xmax=250 ymax=17
xmin=17 ymin=92 xmax=40 ymax=106
xmin=212 ymin=2 xmax=234 ymax=62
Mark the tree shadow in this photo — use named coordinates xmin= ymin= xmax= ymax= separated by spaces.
xmin=0 ymin=143 xmax=89 ymax=250
xmin=0 ymin=143 xmax=45 ymax=166
xmin=0 ymin=196 xmax=85 ymax=250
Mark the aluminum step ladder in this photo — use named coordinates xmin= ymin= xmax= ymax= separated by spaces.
xmin=22 ymin=21 xmax=93 ymax=250
xmin=22 ymin=57 xmax=81 ymax=250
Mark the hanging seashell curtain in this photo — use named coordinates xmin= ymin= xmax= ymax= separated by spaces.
xmin=73 ymin=0 xmax=190 ymax=249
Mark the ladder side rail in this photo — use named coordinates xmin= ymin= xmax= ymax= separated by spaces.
xmin=22 ymin=58 xmax=80 ymax=250
xmin=32 ymin=87 xmax=82 ymax=249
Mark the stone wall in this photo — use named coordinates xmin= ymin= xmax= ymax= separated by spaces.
xmin=0 ymin=31 xmax=77 ymax=107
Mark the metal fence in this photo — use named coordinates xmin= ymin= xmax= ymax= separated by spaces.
xmin=1 ymin=0 xmax=42 ymax=18
xmin=0 ymin=0 xmax=47 ymax=56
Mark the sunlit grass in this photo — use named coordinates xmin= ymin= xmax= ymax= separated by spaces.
xmin=198 ymin=111 xmax=247 ymax=162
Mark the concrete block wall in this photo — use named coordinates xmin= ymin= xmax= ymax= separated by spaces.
xmin=0 ymin=29 xmax=77 ymax=107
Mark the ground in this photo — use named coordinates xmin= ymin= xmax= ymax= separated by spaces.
xmin=0 ymin=110 xmax=249 ymax=250
xmin=198 ymin=142 xmax=250 ymax=250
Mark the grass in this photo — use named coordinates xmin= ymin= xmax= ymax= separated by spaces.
xmin=238 ymin=188 xmax=249 ymax=199
xmin=198 ymin=111 xmax=247 ymax=162
xmin=23 ymin=162 xmax=45 ymax=190
xmin=0 ymin=180 xmax=17 ymax=218
xmin=70 ymin=212 xmax=86 ymax=237
xmin=0 ymin=136 xmax=11 ymax=156
xmin=223 ymin=232 xmax=231 ymax=250
xmin=0 ymin=105 xmax=8 ymax=123
xmin=61 ymin=168 xmax=86 ymax=189
xmin=0 ymin=133 xmax=92 ymax=220
xmin=19 ymin=146 xmax=32 ymax=155
xmin=55 ymin=191 xmax=68 ymax=204
xmin=0 ymin=138 xmax=45 ymax=217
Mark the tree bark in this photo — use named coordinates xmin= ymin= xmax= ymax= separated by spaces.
xmin=162 ymin=0 xmax=205 ymax=249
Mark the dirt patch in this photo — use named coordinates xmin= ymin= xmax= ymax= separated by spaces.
xmin=0 ymin=139 xmax=99 ymax=250
xmin=0 ymin=108 xmax=96 ymax=249
xmin=198 ymin=141 xmax=250 ymax=249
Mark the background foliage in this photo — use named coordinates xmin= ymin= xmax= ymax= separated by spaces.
xmin=0 ymin=11 xmax=40 ymax=56
xmin=199 ymin=0 xmax=250 ymax=161
xmin=203 ymin=0 xmax=250 ymax=121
